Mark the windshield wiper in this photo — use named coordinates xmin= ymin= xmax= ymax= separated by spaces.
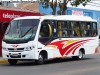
xmin=21 ymin=25 xmax=36 ymax=38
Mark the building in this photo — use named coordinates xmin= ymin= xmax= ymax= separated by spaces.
xmin=39 ymin=1 xmax=100 ymax=28
xmin=0 ymin=5 xmax=40 ymax=55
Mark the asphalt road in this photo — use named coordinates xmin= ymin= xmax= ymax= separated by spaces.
xmin=0 ymin=53 xmax=100 ymax=75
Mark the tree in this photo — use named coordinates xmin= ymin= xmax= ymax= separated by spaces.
xmin=60 ymin=0 xmax=92 ymax=15
xmin=40 ymin=0 xmax=57 ymax=15
xmin=40 ymin=0 xmax=91 ymax=15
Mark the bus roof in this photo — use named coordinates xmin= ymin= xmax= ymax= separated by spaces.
xmin=13 ymin=15 xmax=97 ymax=22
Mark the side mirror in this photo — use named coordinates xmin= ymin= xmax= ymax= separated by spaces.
xmin=2 ymin=21 xmax=9 ymax=32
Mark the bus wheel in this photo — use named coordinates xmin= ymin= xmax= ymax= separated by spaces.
xmin=35 ymin=54 xmax=44 ymax=65
xmin=72 ymin=50 xmax=83 ymax=60
xmin=8 ymin=59 xmax=17 ymax=65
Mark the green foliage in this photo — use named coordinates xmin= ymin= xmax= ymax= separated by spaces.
xmin=70 ymin=0 xmax=91 ymax=7
xmin=40 ymin=0 xmax=50 ymax=9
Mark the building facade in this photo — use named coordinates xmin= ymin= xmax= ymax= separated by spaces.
xmin=39 ymin=2 xmax=100 ymax=28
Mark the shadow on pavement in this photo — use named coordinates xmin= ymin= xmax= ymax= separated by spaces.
xmin=3 ymin=57 xmax=95 ymax=66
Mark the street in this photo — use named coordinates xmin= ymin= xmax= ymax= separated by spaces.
xmin=0 ymin=53 xmax=100 ymax=75
xmin=0 ymin=0 xmax=100 ymax=75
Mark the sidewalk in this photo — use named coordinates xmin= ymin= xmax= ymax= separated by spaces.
xmin=0 ymin=56 xmax=8 ymax=64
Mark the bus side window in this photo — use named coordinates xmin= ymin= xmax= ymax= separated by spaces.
xmin=81 ymin=23 xmax=85 ymax=37
xmin=85 ymin=24 xmax=88 ymax=36
xmin=57 ymin=22 xmax=62 ymax=37
xmin=81 ymin=22 xmax=92 ymax=37
xmin=53 ymin=25 xmax=57 ymax=37
xmin=62 ymin=29 xmax=68 ymax=37
xmin=70 ymin=22 xmax=80 ymax=37
xmin=92 ymin=22 xmax=97 ymax=36
xmin=57 ymin=21 xmax=68 ymax=38
xmin=39 ymin=24 xmax=44 ymax=37
xmin=38 ymin=21 xmax=53 ymax=44
xmin=68 ymin=21 xmax=74 ymax=37
xmin=85 ymin=23 xmax=92 ymax=36
xmin=39 ymin=25 xmax=48 ymax=37
xmin=68 ymin=30 xmax=73 ymax=37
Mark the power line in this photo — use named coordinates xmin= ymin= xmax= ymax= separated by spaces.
xmin=89 ymin=1 xmax=100 ymax=5
xmin=87 ymin=4 xmax=100 ymax=7
xmin=87 ymin=2 xmax=100 ymax=7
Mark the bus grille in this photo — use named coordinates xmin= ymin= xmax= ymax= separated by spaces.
xmin=8 ymin=48 xmax=24 ymax=52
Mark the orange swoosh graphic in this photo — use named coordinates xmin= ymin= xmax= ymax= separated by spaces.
xmin=48 ymin=39 xmax=93 ymax=56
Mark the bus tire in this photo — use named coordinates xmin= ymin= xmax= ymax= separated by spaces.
xmin=72 ymin=50 xmax=83 ymax=60
xmin=35 ymin=54 xmax=44 ymax=65
xmin=8 ymin=59 xmax=17 ymax=65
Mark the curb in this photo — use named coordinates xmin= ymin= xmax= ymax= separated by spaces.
xmin=0 ymin=59 xmax=8 ymax=64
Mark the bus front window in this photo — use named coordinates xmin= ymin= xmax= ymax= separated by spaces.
xmin=3 ymin=19 xmax=40 ymax=44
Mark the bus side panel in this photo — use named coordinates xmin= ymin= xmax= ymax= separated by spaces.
xmin=46 ymin=37 xmax=98 ymax=58
xmin=83 ymin=37 xmax=98 ymax=54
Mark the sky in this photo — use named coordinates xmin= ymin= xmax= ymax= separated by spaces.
xmin=0 ymin=0 xmax=100 ymax=11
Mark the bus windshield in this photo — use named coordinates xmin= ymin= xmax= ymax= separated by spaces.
xmin=3 ymin=19 xmax=40 ymax=44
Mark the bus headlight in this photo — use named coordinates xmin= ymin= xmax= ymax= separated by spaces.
xmin=2 ymin=47 xmax=7 ymax=51
xmin=25 ymin=46 xmax=33 ymax=51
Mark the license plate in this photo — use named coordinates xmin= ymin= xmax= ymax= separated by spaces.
xmin=12 ymin=54 xmax=18 ymax=56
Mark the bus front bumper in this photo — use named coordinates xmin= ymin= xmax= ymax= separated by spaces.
xmin=2 ymin=50 xmax=35 ymax=59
